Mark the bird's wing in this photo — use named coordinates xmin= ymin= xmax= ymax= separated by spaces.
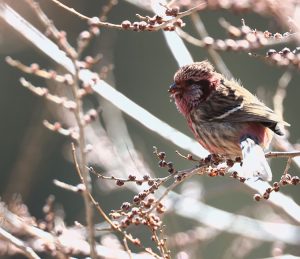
xmin=206 ymin=79 xmax=290 ymax=130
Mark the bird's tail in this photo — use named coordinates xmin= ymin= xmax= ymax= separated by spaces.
xmin=240 ymin=137 xmax=272 ymax=181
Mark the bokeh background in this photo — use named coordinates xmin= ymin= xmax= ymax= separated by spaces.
xmin=0 ymin=0 xmax=299 ymax=258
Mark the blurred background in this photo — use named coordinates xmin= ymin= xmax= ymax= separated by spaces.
xmin=0 ymin=0 xmax=299 ymax=258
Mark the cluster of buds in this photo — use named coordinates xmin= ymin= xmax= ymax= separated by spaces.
xmin=110 ymin=173 xmax=161 ymax=187
xmin=203 ymin=29 xmax=290 ymax=52
xmin=77 ymin=18 xmax=101 ymax=54
xmin=254 ymin=174 xmax=300 ymax=201
xmin=230 ymin=171 xmax=246 ymax=183
xmin=120 ymin=6 xmax=185 ymax=32
xmin=265 ymin=47 xmax=300 ymax=68
xmin=157 ymin=153 xmax=176 ymax=174
xmin=83 ymin=109 xmax=98 ymax=125
xmin=38 ymin=196 xmax=56 ymax=233
xmin=110 ymin=196 xmax=165 ymax=231
xmin=43 ymin=108 xmax=98 ymax=141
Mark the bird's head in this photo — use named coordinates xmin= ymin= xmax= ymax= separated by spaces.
xmin=169 ymin=61 xmax=219 ymax=115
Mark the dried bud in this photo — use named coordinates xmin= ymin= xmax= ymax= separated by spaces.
xmin=53 ymin=122 xmax=61 ymax=131
xmin=133 ymin=195 xmax=140 ymax=204
xmin=291 ymin=176 xmax=300 ymax=185
xmin=166 ymin=6 xmax=180 ymax=16
xmin=274 ymin=33 xmax=282 ymax=39
xmin=133 ymin=238 xmax=141 ymax=246
xmin=168 ymin=168 xmax=175 ymax=174
xmin=158 ymin=160 xmax=167 ymax=167
xmin=173 ymin=18 xmax=184 ymax=27
xmin=231 ymin=171 xmax=238 ymax=178
xmin=128 ymin=174 xmax=136 ymax=181
xmin=266 ymin=49 xmax=277 ymax=57
xmin=76 ymin=183 xmax=86 ymax=192
xmin=148 ymin=180 xmax=154 ymax=186
xmin=79 ymin=30 xmax=91 ymax=41
xmin=158 ymin=152 xmax=166 ymax=160
xmin=226 ymin=159 xmax=234 ymax=167
xmin=187 ymin=154 xmax=193 ymax=160
xmin=203 ymin=36 xmax=214 ymax=46
xmin=170 ymin=7 xmax=180 ymax=16
xmin=132 ymin=22 xmax=139 ymax=31
xmin=30 ymin=63 xmax=40 ymax=72
xmin=167 ymin=162 xmax=173 ymax=168
xmin=281 ymin=47 xmax=291 ymax=55
xmin=138 ymin=21 xmax=147 ymax=31
xmin=121 ymin=202 xmax=130 ymax=211
xmin=88 ymin=17 xmax=100 ymax=26
xmin=121 ymin=20 xmax=131 ymax=29
xmin=116 ymin=180 xmax=124 ymax=186
xmin=239 ymin=177 xmax=246 ymax=183
xmin=266 ymin=187 xmax=272 ymax=193
xmin=143 ymin=174 xmax=150 ymax=181
xmin=138 ymin=192 xmax=147 ymax=200
xmin=263 ymin=192 xmax=270 ymax=199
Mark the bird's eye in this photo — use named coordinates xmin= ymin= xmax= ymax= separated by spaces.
xmin=187 ymin=79 xmax=196 ymax=85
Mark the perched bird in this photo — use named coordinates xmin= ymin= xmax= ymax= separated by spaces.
xmin=169 ymin=61 xmax=289 ymax=181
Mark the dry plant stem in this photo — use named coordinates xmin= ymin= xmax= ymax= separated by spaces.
xmin=123 ymin=235 xmax=133 ymax=259
xmin=19 ymin=78 xmax=76 ymax=111
xmin=70 ymin=76 xmax=96 ymax=259
xmin=283 ymin=157 xmax=293 ymax=175
xmin=0 ymin=227 xmax=40 ymax=259
xmin=26 ymin=0 xmax=77 ymax=59
xmin=50 ymin=0 xmax=90 ymax=20
xmin=89 ymin=166 xmax=170 ymax=183
xmin=53 ymin=179 xmax=82 ymax=192
xmin=151 ymin=230 xmax=167 ymax=258
xmin=71 ymin=144 xmax=161 ymax=259
xmin=43 ymin=120 xmax=78 ymax=140
xmin=190 ymin=13 xmax=233 ymax=78
xmin=6 ymin=57 xmax=69 ymax=83
xmin=50 ymin=0 xmax=206 ymax=31
xmin=265 ymin=151 xmax=300 ymax=158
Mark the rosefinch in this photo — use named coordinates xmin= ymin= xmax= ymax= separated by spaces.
xmin=169 ymin=61 xmax=289 ymax=181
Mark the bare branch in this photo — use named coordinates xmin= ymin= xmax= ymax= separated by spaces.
xmin=0 ymin=227 xmax=40 ymax=259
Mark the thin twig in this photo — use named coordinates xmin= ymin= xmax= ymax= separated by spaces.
xmin=26 ymin=0 xmax=77 ymax=59
xmin=283 ymin=157 xmax=293 ymax=175
xmin=50 ymin=0 xmax=90 ymax=20
xmin=53 ymin=179 xmax=84 ymax=193
xmin=19 ymin=78 xmax=77 ymax=111
xmin=265 ymin=151 xmax=300 ymax=158
xmin=0 ymin=227 xmax=41 ymax=259
xmin=123 ymin=235 xmax=133 ymax=259
xmin=50 ymin=0 xmax=206 ymax=31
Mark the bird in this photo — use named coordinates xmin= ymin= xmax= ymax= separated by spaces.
xmin=169 ymin=60 xmax=290 ymax=181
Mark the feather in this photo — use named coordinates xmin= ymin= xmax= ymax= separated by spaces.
xmin=204 ymin=78 xmax=289 ymax=134
xmin=240 ymin=137 xmax=272 ymax=181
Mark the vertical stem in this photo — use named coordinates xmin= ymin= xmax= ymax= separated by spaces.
xmin=70 ymin=64 xmax=96 ymax=258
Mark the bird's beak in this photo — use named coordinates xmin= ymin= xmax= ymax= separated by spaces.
xmin=168 ymin=82 xmax=179 ymax=93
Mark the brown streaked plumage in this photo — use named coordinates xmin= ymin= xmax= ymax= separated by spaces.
xmin=169 ymin=60 xmax=289 ymax=181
